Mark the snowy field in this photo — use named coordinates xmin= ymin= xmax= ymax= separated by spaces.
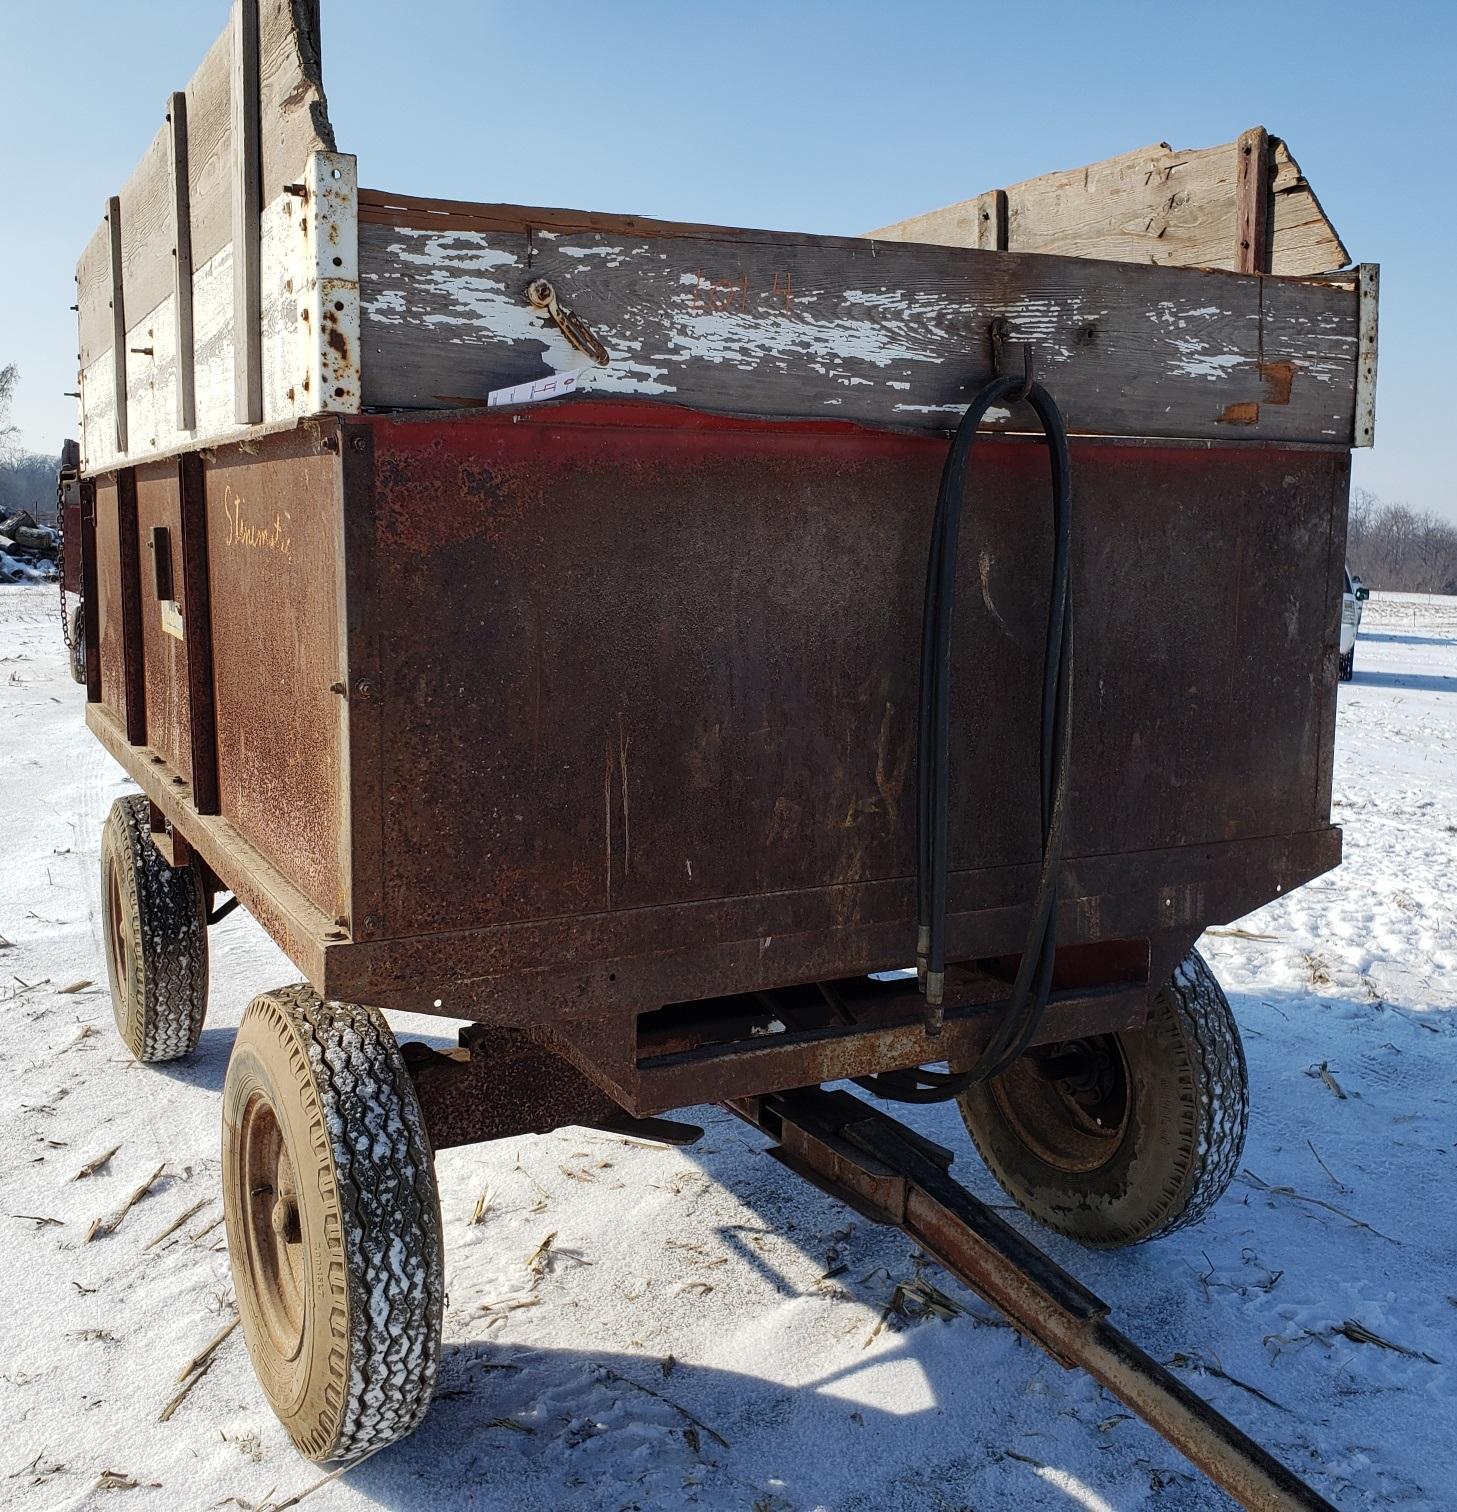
xmin=0 ymin=586 xmax=1453 ymax=1511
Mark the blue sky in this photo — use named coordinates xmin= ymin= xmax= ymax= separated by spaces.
xmin=1 ymin=0 xmax=1452 ymax=518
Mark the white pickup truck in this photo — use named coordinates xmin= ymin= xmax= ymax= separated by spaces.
xmin=1341 ymin=566 xmax=1370 ymax=680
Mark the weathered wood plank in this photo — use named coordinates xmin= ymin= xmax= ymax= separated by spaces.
xmin=357 ymin=215 xmax=1360 ymax=446
xmin=259 ymin=0 xmax=334 ymax=196
xmin=77 ymin=223 xmax=113 ymax=370
xmin=118 ymin=127 xmax=175 ymax=345
xmin=168 ymin=92 xmax=196 ymax=433
xmin=232 ymin=0 xmax=263 ymax=425
xmin=74 ymin=2 xmax=331 ymax=406
xmin=868 ymin=132 xmax=1348 ymax=278
xmin=184 ymin=30 xmax=235 ymax=269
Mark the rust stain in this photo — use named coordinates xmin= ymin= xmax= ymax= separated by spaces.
xmin=1259 ymin=360 xmax=1295 ymax=405
xmin=1217 ymin=402 xmax=1260 ymax=426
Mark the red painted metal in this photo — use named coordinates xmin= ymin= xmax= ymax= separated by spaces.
xmin=82 ymin=396 xmax=1349 ymax=1101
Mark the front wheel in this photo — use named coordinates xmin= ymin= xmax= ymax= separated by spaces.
xmin=222 ymin=986 xmax=444 ymax=1462
xmin=957 ymin=948 xmax=1248 ymax=1247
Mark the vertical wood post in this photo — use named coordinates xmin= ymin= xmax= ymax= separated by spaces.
xmin=177 ymin=452 xmax=219 ymax=814
xmin=1235 ymin=127 xmax=1272 ymax=275
xmin=231 ymin=0 xmax=263 ymax=424
xmin=167 ymin=91 xmax=197 ymax=432
xmin=106 ymin=197 xmax=129 ymax=454
xmin=1354 ymin=263 xmax=1379 ymax=448
xmin=116 ymin=468 xmax=147 ymax=746
xmin=80 ymin=479 xmax=101 ymax=703
xmin=975 ymin=189 xmax=1009 ymax=252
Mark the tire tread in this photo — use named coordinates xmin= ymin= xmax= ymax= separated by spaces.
xmin=103 ymin=794 xmax=207 ymax=1062
xmin=246 ymin=986 xmax=443 ymax=1461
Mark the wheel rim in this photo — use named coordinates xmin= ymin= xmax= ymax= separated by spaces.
xmin=990 ymin=1034 xmax=1132 ymax=1174
xmin=236 ymin=1091 xmax=308 ymax=1363
xmin=104 ymin=851 xmax=130 ymax=993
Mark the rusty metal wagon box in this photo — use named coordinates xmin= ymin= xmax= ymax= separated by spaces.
xmin=69 ymin=3 xmax=1374 ymax=1500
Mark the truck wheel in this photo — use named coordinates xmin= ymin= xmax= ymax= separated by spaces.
xmin=957 ymin=949 xmax=1247 ymax=1247
xmin=100 ymin=794 xmax=208 ymax=1061
xmin=222 ymin=986 xmax=444 ymax=1462
xmin=68 ymin=603 xmax=85 ymax=684
xmin=1339 ymin=647 xmax=1354 ymax=681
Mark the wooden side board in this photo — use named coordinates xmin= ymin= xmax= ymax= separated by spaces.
xmin=868 ymin=132 xmax=1348 ymax=278
xmin=356 ymin=197 xmax=1362 ymax=446
xmin=76 ymin=6 xmax=1373 ymax=469
xmin=75 ymin=0 xmax=348 ymax=474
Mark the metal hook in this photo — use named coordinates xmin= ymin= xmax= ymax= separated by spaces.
xmin=525 ymin=278 xmax=611 ymax=367
xmin=989 ymin=317 xmax=1035 ymax=402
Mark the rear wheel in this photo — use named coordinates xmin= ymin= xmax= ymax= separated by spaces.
xmin=1339 ymin=647 xmax=1354 ymax=681
xmin=222 ymin=985 xmax=444 ymax=1462
xmin=957 ymin=948 xmax=1247 ymax=1247
xmin=100 ymin=794 xmax=208 ymax=1061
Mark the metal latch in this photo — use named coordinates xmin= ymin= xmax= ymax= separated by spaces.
xmin=525 ymin=279 xmax=610 ymax=367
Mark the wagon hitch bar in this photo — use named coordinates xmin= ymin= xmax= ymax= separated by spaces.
xmin=727 ymin=1086 xmax=1334 ymax=1512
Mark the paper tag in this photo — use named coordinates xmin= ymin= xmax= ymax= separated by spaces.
xmin=486 ymin=369 xmax=586 ymax=408
xmin=159 ymin=600 xmax=184 ymax=640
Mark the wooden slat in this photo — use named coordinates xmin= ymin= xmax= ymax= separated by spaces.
xmin=868 ymin=131 xmax=1348 ymax=278
xmin=357 ymin=215 xmax=1360 ymax=446
xmin=76 ymin=224 xmax=113 ymax=370
xmin=107 ymin=198 xmax=129 ymax=455
xmin=168 ymin=92 xmax=196 ymax=432
xmin=116 ymin=468 xmax=147 ymax=745
xmin=76 ymin=3 xmax=332 ymax=377
xmin=177 ymin=452 xmax=219 ymax=814
xmin=231 ymin=0 xmax=263 ymax=425
xmin=116 ymin=126 xmax=175 ymax=341
xmin=259 ymin=0 xmax=334 ymax=193
xmin=184 ymin=30 xmax=236 ymax=269
xmin=1236 ymin=127 xmax=1273 ymax=274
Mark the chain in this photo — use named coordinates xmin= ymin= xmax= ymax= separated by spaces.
xmin=57 ymin=464 xmax=72 ymax=652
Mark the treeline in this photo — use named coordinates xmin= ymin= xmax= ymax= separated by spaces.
xmin=1347 ymin=488 xmax=1457 ymax=596
xmin=1 ymin=363 xmax=61 ymax=521
xmin=0 ymin=453 xmax=58 ymax=520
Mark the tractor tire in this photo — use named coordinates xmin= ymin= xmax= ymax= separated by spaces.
xmin=1339 ymin=647 xmax=1354 ymax=682
xmin=957 ymin=948 xmax=1248 ymax=1248
xmin=222 ymin=985 xmax=444 ymax=1462
xmin=100 ymin=794 xmax=208 ymax=1061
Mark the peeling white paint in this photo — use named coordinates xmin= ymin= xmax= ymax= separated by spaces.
xmin=354 ymin=222 xmax=1361 ymax=441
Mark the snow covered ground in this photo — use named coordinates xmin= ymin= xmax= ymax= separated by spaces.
xmin=0 ymin=586 xmax=1453 ymax=1512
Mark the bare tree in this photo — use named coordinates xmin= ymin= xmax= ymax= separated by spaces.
xmin=1347 ymin=488 xmax=1457 ymax=596
xmin=0 ymin=363 xmax=19 ymax=460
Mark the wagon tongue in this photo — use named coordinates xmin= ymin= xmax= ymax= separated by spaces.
xmin=730 ymin=1086 xmax=1336 ymax=1512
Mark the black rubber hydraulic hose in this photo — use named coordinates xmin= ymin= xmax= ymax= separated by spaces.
xmin=870 ymin=375 xmax=1074 ymax=1104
